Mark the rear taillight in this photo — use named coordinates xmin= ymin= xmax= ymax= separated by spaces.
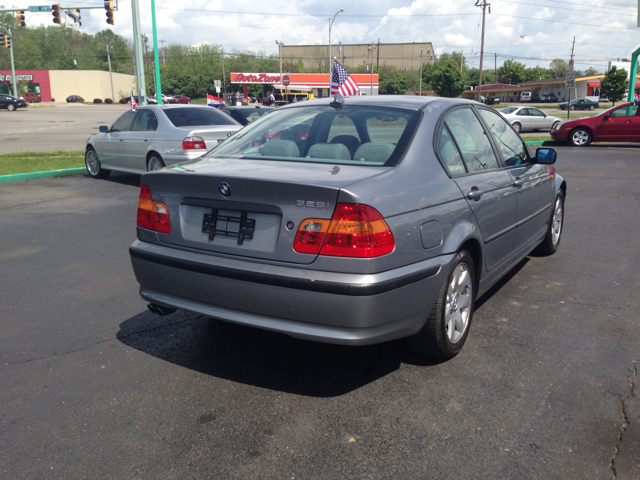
xmin=182 ymin=136 xmax=206 ymax=150
xmin=137 ymin=185 xmax=171 ymax=233
xmin=293 ymin=203 xmax=395 ymax=258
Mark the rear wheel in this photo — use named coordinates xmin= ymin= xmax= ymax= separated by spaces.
xmin=7 ymin=104 xmax=16 ymax=111
xmin=147 ymin=153 xmax=165 ymax=172
xmin=407 ymin=250 xmax=475 ymax=359
xmin=570 ymin=128 xmax=591 ymax=146
xmin=589 ymin=105 xmax=595 ymax=111
xmin=85 ymin=147 xmax=111 ymax=179
xmin=512 ymin=122 xmax=522 ymax=133
xmin=570 ymin=105 xmax=575 ymax=111
xmin=535 ymin=192 xmax=564 ymax=255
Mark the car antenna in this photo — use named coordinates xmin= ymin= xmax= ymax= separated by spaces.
xmin=330 ymin=92 xmax=345 ymax=110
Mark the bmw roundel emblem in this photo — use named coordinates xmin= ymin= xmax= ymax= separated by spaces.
xmin=219 ymin=182 xmax=231 ymax=197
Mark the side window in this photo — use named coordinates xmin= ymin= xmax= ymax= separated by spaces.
xmin=529 ymin=108 xmax=545 ymax=117
xmin=444 ymin=108 xmax=499 ymax=173
xmin=111 ymin=110 xmax=137 ymax=132
xmin=132 ymin=110 xmax=158 ymax=131
xmin=478 ymin=108 xmax=531 ymax=167
xmin=516 ymin=108 xmax=528 ymax=116
xmin=609 ymin=105 xmax=639 ymax=118
xmin=438 ymin=126 xmax=466 ymax=176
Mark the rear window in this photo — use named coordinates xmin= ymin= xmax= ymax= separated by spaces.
xmin=500 ymin=107 xmax=518 ymax=114
xmin=163 ymin=107 xmax=238 ymax=127
xmin=205 ymin=105 xmax=420 ymax=167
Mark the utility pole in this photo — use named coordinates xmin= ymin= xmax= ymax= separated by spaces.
xmin=131 ymin=0 xmax=147 ymax=104
xmin=475 ymin=0 xmax=490 ymax=102
xmin=106 ymin=44 xmax=115 ymax=102
xmin=222 ymin=51 xmax=226 ymax=93
xmin=369 ymin=42 xmax=376 ymax=95
xmin=494 ymin=53 xmax=497 ymax=83
xmin=420 ymin=47 xmax=423 ymax=96
xmin=461 ymin=50 xmax=464 ymax=74
xmin=160 ymin=39 xmax=165 ymax=65
xmin=567 ymin=36 xmax=575 ymax=120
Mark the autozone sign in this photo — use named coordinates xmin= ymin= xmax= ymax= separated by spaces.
xmin=231 ymin=73 xmax=281 ymax=84
xmin=0 ymin=74 xmax=33 ymax=82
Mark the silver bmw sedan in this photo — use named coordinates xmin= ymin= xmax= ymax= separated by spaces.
xmin=85 ymin=104 xmax=242 ymax=178
xmin=130 ymin=95 xmax=566 ymax=359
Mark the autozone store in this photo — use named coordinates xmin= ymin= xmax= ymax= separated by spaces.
xmin=230 ymin=72 xmax=379 ymax=101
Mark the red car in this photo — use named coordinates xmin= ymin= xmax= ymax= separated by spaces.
xmin=551 ymin=102 xmax=640 ymax=146
xmin=168 ymin=95 xmax=191 ymax=104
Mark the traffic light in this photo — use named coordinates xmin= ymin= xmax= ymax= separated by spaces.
xmin=70 ymin=8 xmax=82 ymax=27
xmin=5 ymin=34 xmax=11 ymax=49
xmin=52 ymin=4 xmax=61 ymax=24
xmin=0 ymin=34 xmax=4 ymax=48
xmin=104 ymin=0 xmax=114 ymax=25
xmin=16 ymin=11 xmax=26 ymax=27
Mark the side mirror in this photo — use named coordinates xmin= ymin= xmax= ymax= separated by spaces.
xmin=535 ymin=147 xmax=557 ymax=165
xmin=603 ymin=114 xmax=609 ymax=120
xmin=99 ymin=125 xmax=109 ymax=133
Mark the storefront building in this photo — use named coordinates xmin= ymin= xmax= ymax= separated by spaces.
xmin=230 ymin=72 xmax=379 ymax=102
xmin=0 ymin=69 xmax=135 ymax=102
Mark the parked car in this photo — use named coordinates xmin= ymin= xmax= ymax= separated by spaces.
xmin=0 ymin=94 xmax=27 ymax=111
xmin=550 ymin=102 xmax=640 ymax=146
xmin=221 ymin=105 xmax=274 ymax=125
xmin=520 ymin=91 xmax=539 ymax=102
xmin=66 ymin=95 xmax=84 ymax=103
xmin=23 ymin=92 xmax=41 ymax=103
xmin=130 ymin=96 xmax=566 ymax=360
xmin=558 ymin=98 xmax=598 ymax=111
xmin=147 ymin=94 xmax=173 ymax=104
xmin=540 ymin=93 xmax=558 ymax=103
xmin=84 ymin=105 xmax=242 ymax=178
xmin=168 ymin=95 xmax=191 ymax=104
xmin=498 ymin=106 xmax=562 ymax=133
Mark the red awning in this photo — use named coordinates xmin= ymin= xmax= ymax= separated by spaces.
xmin=587 ymin=82 xmax=600 ymax=87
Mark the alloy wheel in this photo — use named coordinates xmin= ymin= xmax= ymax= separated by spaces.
xmin=86 ymin=150 xmax=100 ymax=175
xmin=571 ymin=130 xmax=590 ymax=146
xmin=445 ymin=263 xmax=472 ymax=344
xmin=551 ymin=196 xmax=563 ymax=245
xmin=148 ymin=156 xmax=164 ymax=171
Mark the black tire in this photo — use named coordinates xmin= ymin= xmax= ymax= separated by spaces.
xmin=535 ymin=191 xmax=564 ymax=256
xmin=147 ymin=153 xmax=165 ymax=172
xmin=407 ymin=250 xmax=476 ymax=359
xmin=569 ymin=127 xmax=592 ymax=147
xmin=85 ymin=147 xmax=111 ymax=179
xmin=512 ymin=122 xmax=522 ymax=133
xmin=7 ymin=104 xmax=16 ymax=111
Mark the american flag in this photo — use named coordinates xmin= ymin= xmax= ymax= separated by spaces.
xmin=130 ymin=87 xmax=138 ymax=111
xmin=330 ymin=60 xmax=360 ymax=97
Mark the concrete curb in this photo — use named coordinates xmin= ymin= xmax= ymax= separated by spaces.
xmin=0 ymin=167 xmax=86 ymax=185
xmin=0 ymin=140 xmax=555 ymax=185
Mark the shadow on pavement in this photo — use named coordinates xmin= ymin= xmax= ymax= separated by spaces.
xmin=116 ymin=309 xmax=446 ymax=398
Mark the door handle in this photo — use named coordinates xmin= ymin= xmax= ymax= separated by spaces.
xmin=467 ymin=187 xmax=483 ymax=200
xmin=513 ymin=178 xmax=523 ymax=188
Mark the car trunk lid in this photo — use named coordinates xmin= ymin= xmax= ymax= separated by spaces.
xmin=143 ymin=157 xmax=390 ymax=264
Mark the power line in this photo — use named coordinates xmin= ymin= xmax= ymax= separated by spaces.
xmin=498 ymin=0 xmax=634 ymax=17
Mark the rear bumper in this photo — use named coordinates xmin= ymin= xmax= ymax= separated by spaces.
xmin=130 ymin=240 xmax=453 ymax=345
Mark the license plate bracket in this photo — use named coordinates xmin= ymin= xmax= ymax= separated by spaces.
xmin=202 ymin=209 xmax=255 ymax=245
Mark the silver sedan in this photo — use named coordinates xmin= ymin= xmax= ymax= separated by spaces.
xmin=85 ymin=105 xmax=242 ymax=179
xmin=499 ymin=106 xmax=562 ymax=133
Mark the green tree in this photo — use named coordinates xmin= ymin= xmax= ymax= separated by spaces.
xmin=549 ymin=58 xmax=568 ymax=78
xmin=582 ymin=67 xmax=600 ymax=76
xmin=600 ymin=66 xmax=628 ymax=105
xmin=523 ymin=65 xmax=552 ymax=82
xmin=432 ymin=59 xmax=464 ymax=98
xmin=497 ymin=59 xmax=526 ymax=84
xmin=384 ymin=71 xmax=408 ymax=94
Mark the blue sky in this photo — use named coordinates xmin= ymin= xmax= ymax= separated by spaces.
xmin=18 ymin=0 xmax=640 ymax=72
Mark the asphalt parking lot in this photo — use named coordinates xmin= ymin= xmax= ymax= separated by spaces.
xmin=1 ymin=145 xmax=639 ymax=478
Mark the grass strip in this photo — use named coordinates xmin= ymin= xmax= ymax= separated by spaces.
xmin=0 ymin=151 xmax=85 ymax=176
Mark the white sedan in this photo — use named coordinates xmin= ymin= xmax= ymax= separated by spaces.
xmin=499 ymin=106 xmax=562 ymax=133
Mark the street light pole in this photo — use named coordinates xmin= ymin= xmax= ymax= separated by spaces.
xmin=106 ymin=44 xmax=115 ymax=102
xmin=328 ymin=8 xmax=343 ymax=78
xmin=369 ymin=43 xmax=376 ymax=95
xmin=276 ymin=40 xmax=284 ymax=80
